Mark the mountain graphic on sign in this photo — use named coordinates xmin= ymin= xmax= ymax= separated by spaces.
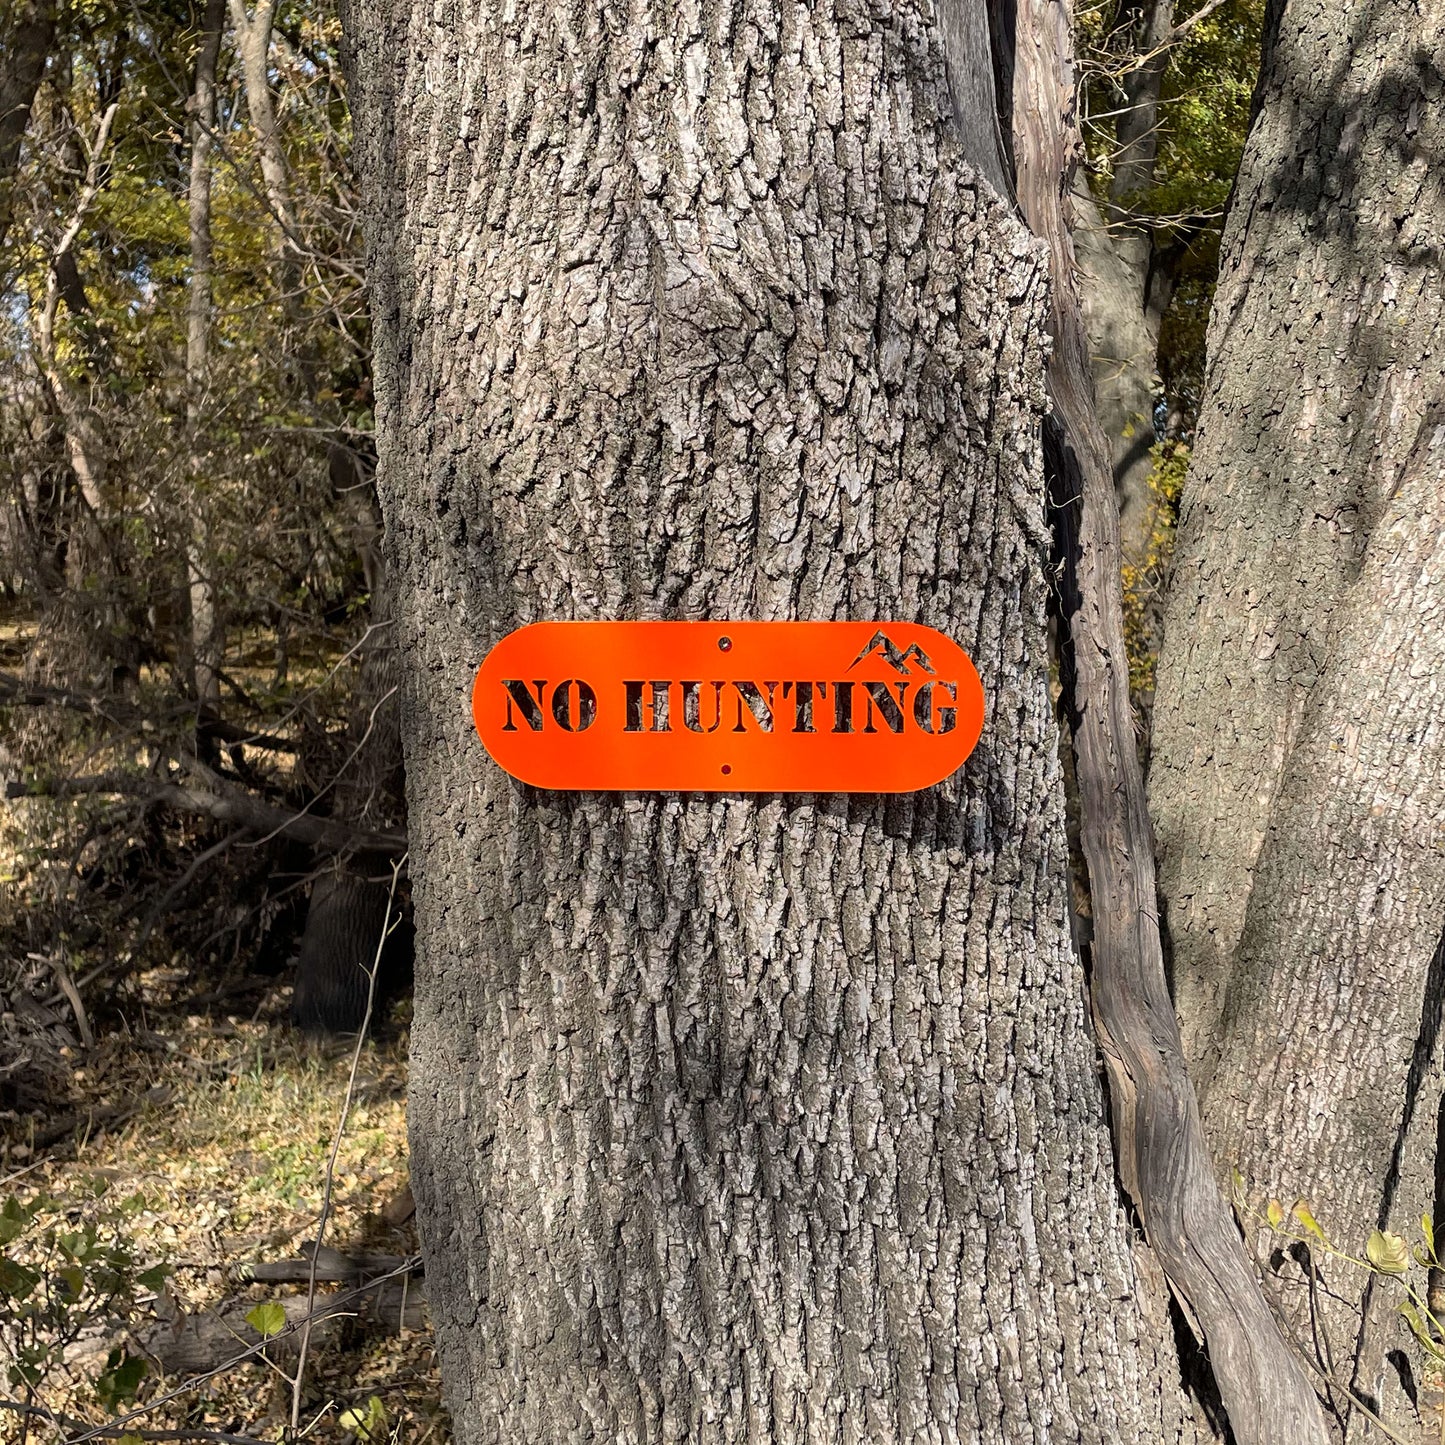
xmin=847 ymin=630 xmax=936 ymax=675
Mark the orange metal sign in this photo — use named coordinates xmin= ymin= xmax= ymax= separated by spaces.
xmin=471 ymin=622 xmax=985 ymax=793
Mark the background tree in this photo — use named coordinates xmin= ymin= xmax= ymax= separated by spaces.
xmin=1073 ymin=0 xmax=1263 ymax=698
xmin=1149 ymin=0 xmax=1445 ymax=1432
xmin=0 ymin=0 xmax=403 ymax=1032
xmin=0 ymin=0 xmax=56 ymax=252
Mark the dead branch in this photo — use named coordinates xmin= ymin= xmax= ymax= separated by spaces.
xmin=0 ymin=1401 xmax=268 ymax=1445
xmin=130 ymin=1274 xmax=427 ymax=1379
xmin=239 ymin=1251 xmax=415 ymax=1285
xmin=0 ymin=674 xmax=299 ymax=753
xmin=61 ymin=1258 xmax=424 ymax=1445
xmin=3 ymin=775 xmax=406 ymax=855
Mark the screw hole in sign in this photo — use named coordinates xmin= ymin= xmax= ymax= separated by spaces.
xmin=472 ymin=621 xmax=985 ymax=793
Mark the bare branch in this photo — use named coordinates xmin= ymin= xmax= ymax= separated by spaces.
xmin=1169 ymin=0 xmax=1232 ymax=44
xmin=292 ymin=856 xmax=405 ymax=1433
xmin=0 ymin=1402 xmax=268 ymax=1445
xmin=57 ymin=1256 xmax=423 ymax=1445
xmin=4 ymin=775 xmax=406 ymax=855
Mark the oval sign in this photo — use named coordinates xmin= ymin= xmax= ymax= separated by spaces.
xmin=471 ymin=622 xmax=985 ymax=793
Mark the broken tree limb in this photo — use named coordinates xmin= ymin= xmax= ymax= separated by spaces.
xmin=0 ymin=673 xmax=299 ymax=753
xmin=132 ymin=1273 xmax=427 ymax=1378
xmin=1006 ymin=4 xmax=1329 ymax=1444
xmin=3 ymin=775 xmax=406 ymax=855
xmin=239 ymin=1250 xmax=415 ymax=1285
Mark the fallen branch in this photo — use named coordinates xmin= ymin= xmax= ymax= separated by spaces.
xmin=0 ymin=673 xmax=298 ymax=753
xmin=33 ymin=1086 xmax=174 ymax=1150
xmin=129 ymin=1274 xmax=428 ymax=1379
xmin=240 ymin=1249 xmax=416 ymax=1285
xmin=60 ymin=1257 xmax=424 ymax=1445
xmin=4 ymin=775 xmax=406 ymax=855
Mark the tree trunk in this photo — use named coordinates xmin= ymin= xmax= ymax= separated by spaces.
xmin=1010 ymin=3 xmax=1325 ymax=1441
xmin=291 ymin=461 xmax=406 ymax=1034
xmin=225 ymin=0 xmax=410 ymax=1028
xmin=227 ymin=0 xmax=298 ymax=258
xmin=342 ymin=2 xmax=1205 ymax=1440
xmin=1149 ymin=0 xmax=1445 ymax=1431
xmin=31 ymin=96 xmax=122 ymax=686
xmin=185 ymin=0 xmax=227 ymax=711
xmin=1073 ymin=180 xmax=1167 ymax=569
xmin=0 ymin=0 xmax=55 ymax=253
xmin=1072 ymin=0 xmax=1177 ymax=574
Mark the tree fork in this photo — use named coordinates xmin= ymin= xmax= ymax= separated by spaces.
xmin=1006 ymin=2 xmax=1328 ymax=1442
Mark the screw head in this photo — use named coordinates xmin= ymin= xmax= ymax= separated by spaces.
xmin=718 ymin=636 xmax=732 ymax=652
xmin=721 ymin=764 xmax=732 ymax=776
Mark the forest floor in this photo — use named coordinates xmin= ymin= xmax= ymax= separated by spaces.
xmin=0 ymin=966 xmax=449 ymax=1444
xmin=0 ymin=610 xmax=448 ymax=1442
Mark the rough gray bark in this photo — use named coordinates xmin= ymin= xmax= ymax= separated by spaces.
xmin=342 ymin=0 xmax=1204 ymax=1440
xmin=1149 ymin=0 xmax=1445 ymax=1432
xmin=1073 ymin=179 xmax=1167 ymax=567
xmin=1011 ymin=4 xmax=1326 ymax=1442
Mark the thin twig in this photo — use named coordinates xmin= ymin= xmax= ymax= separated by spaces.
xmin=241 ymin=682 xmax=399 ymax=852
xmin=0 ymin=1400 xmax=267 ymax=1445
xmin=126 ymin=835 xmax=237 ymax=968
xmin=291 ymin=855 xmax=405 ymax=1435
xmin=57 ymin=1257 xmax=422 ymax=1445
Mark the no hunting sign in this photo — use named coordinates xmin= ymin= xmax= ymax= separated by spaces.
xmin=472 ymin=622 xmax=985 ymax=793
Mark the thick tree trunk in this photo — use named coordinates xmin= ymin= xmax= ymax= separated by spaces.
xmin=1149 ymin=0 xmax=1445 ymax=1431
xmin=342 ymin=3 xmax=1205 ymax=1441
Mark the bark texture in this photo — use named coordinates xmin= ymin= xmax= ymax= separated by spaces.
xmin=344 ymin=1 xmax=1199 ymax=1440
xmin=1073 ymin=181 xmax=1166 ymax=568
xmin=1070 ymin=0 xmax=1178 ymax=572
xmin=1149 ymin=0 xmax=1445 ymax=1429
xmin=1012 ymin=4 xmax=1326 ymax=1442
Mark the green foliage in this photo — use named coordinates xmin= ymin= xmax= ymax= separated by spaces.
xmin=1241 ymin=1186 xmax=1445 ymax=1429
xmin=245 ymin=1298 xmax=287 ymax=1338
xmin=1121 ymin=439 xmax=1188 ymax=696
xmin=1077 ymin=0 xmax=1267 ymax=431
xmin=339 ymin=1394 xmax=388 ymax=1441
xmin=0 ymin=1179 xmax=167 ymax=1415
